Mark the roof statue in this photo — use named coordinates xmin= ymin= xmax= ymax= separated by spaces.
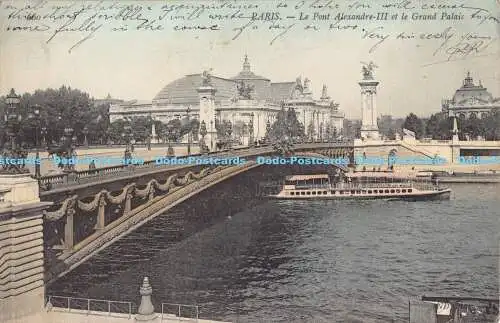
xmin=303 ymin=78 xmax=311 ymax=92
xmin=243 ymin=54 xmax=250 ymax=72
xmin=295 ymin=76 xmax=303 ymax=92
xmin=201 ymin=69 xmax=213 ymax=86
xmin=237 ymin=80 xmax=254 ymax=100
xmin=321 ymin=84 xmax=329 ymax=99
xmin=361 ymin=61 xmax=378 ymax=80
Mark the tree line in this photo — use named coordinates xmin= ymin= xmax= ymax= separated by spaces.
xmin=343 ymin=112 xmax=500 ymax=141
xmin=0 ymin=86 xmax=200 ymax=148
xmin=1 ymin=86 xmax=498 ymax=149
xmin=400 ymin=112 xmax=500 ymax=141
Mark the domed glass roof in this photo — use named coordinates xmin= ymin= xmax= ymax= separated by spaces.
xmin=231 ymin=55 xmax=270 ymax=81
xmin=452 ymin=72 xmax=494 ymax=104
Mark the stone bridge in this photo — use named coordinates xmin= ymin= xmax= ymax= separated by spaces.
xmin=40 ymin=142 xmax=354 ymax=282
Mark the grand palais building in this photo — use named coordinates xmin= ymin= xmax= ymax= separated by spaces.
xmin=442 ymin=72 xmax=500 ymax=119
xmin=109 ymin=56 xmax=345 ymax=143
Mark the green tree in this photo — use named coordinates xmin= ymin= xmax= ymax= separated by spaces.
xmin=377 ymin=115 xmax=393 ymax=138
xmin=341 ymin=119 xmax=361 ymax=139
xmin=285 ymin=107 xmax=304 ymax=140
xmin=108 ymin=119 xmax=129 ymax=143
xmin=483 ymin=110 xmax=500 ymax=140
xmin=1 ymin=86 xmax=95 ymax=147
xmin=387 ymin=127 xmax=396 ymax=140
xmin=267 ymin=106 xmax=304 ymax=155
xmin=402 ymin=113 xmax=424 ymax=139
xmin=425 ymin=112 xmax=452 ymax=140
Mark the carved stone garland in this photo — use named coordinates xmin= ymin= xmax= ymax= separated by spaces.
xmin=43 ymin=166 xmax=221 ymax=223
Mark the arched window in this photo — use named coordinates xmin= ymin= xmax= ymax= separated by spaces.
xmin=469 ymin=112 xmax=477 ymax=119
xmin=481 ymin=112 xmax=489 ymax=119
xmin=459 ymin=113 xmax=466 ymax=120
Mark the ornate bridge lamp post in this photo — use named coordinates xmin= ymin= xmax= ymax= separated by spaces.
xmin=199 ymin=120 xmax=208 ymax=153
xmin=165 ymin=123 xmax=175 ymax=156
xmin=28 ymin=105 xmax=42 ymax=178
xmin=319 ymin=122 xmax=324 ymax=142
xmin=265 ymin=119 xmax=271 ymax=144
xmin=123 ymin=124 xmax=132 ymax=148
xmin=82 ymin=126 xmax=89 ymax=147
xmin=61 ymin=126 xmax=76 ymax=172
xmin=249 ymin=112 xmax=254 ymax=147
xmin=186 ymin=106 xmax=192 ymax=155
xmin=41 ymin=126 xmax=47 ymax=148
xmin=210 ymin=120 xmax=214 ymax=150
xmin=226 ymin=121 xmax=233 ymax=150
xmin=1 ymin=89 xmax=29 ymax=174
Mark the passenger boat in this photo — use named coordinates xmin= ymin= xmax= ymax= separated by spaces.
xmin=409 ymin=296 xmax=499 ymax=323
xmin=267 ymin=174 xmax=451 ymax=201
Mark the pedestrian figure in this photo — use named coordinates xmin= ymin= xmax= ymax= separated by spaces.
xmin=124 ymin=148 xmax=132 ymax=163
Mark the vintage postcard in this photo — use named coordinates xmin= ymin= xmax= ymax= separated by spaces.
xmin=0 ymin=0 xmax=499 ymax=322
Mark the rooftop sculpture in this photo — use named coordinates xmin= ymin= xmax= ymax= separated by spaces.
xmin=201 ymin=69 xmax=213 ymax=86
xmin=237 ymin=80 xmax=254 ymax=100
xmin=361 ymin=61 xmax=378 ymax=80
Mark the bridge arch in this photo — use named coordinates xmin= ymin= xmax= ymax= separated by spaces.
xmin=44 ymin=158 xmax=350 ymax=282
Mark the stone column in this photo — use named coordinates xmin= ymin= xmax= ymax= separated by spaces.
xmin=135 ymin=277 xmax=157 ymax=321
xmin=359 ymin=79 xmax=380 ymax=140
xmin=197 ymin=83 xmax=218 ymax=152
xmin=0 ymin=174 xmax=52 ymax=322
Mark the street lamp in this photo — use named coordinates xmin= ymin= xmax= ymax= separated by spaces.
xmin=226 ymin=121 xmax=232 ymax=149
xmin=62 ymin=126 xmax=75 ymax=172
xmin=210 ymin=120 xmax=214 ymax=150
xmin=265 ymin=119 xmax=271 ymax=143
xmin=199 ymin=120 xmax=208 ymax=153
xmin=320 ymin=122 xmax=323 ymax=142
xmin=249 ymin=112 xmax=254 ymax=147
xmin=123 ymin=124 xmax=132 ymax=146
xmin=166 ymin=123 xmax=174 ymax=156
xmin=186 ymin=106 xmax=191 ymax=155
xmin=28 ymin=105 xmax=42 ymax=178
xmin=41 ymin=126 xmax=47 ymax=148
xmin=82 ymin=126 xmax=89 ymax=147
xmin=1 ymin=88 xmax=29 ymax=174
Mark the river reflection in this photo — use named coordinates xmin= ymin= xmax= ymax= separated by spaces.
xmin=48 ymin=181 xmax=499 ymax=323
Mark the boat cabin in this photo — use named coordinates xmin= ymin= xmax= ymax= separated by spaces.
xmin=284 ymin=174 xmax=330 ymax=190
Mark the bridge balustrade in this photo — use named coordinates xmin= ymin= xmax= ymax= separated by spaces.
xmin=37 ymin=147 xmax=258 ymax=191
xmin=37 ymin=142 xmax=354 ymax=194
xmin=46 ymin=295 xmax=134 ymax=318
xmin=161 ymin=303 xmax=199 ymax=321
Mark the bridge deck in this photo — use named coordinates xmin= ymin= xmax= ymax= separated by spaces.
xmin=39 ymin=143 xmax=353 ymax=195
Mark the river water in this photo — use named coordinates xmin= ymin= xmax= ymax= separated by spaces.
xmin=48 ymin=173 xmax=499 ymax=323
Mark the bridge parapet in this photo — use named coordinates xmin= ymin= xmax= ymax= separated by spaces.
xmin=38 ymin=146 xmax=258 ymax=192
xmin=38 ymin=141 xmax=355 ymax=194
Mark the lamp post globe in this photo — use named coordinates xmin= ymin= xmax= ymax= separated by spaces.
xmin=1 ymin=88 xmax=30 ymax=174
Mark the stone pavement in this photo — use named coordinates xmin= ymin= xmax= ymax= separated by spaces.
xmin=5 ymin=311 xmax=231 ymax=323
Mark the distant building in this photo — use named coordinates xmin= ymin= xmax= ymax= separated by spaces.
xmin=94 ymin=93 xmax=124 ymax=107
xmin=442 ymin=72 xmax=500 ymax=119
xmin=109 ymin=55 xmax=344 ymax=142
